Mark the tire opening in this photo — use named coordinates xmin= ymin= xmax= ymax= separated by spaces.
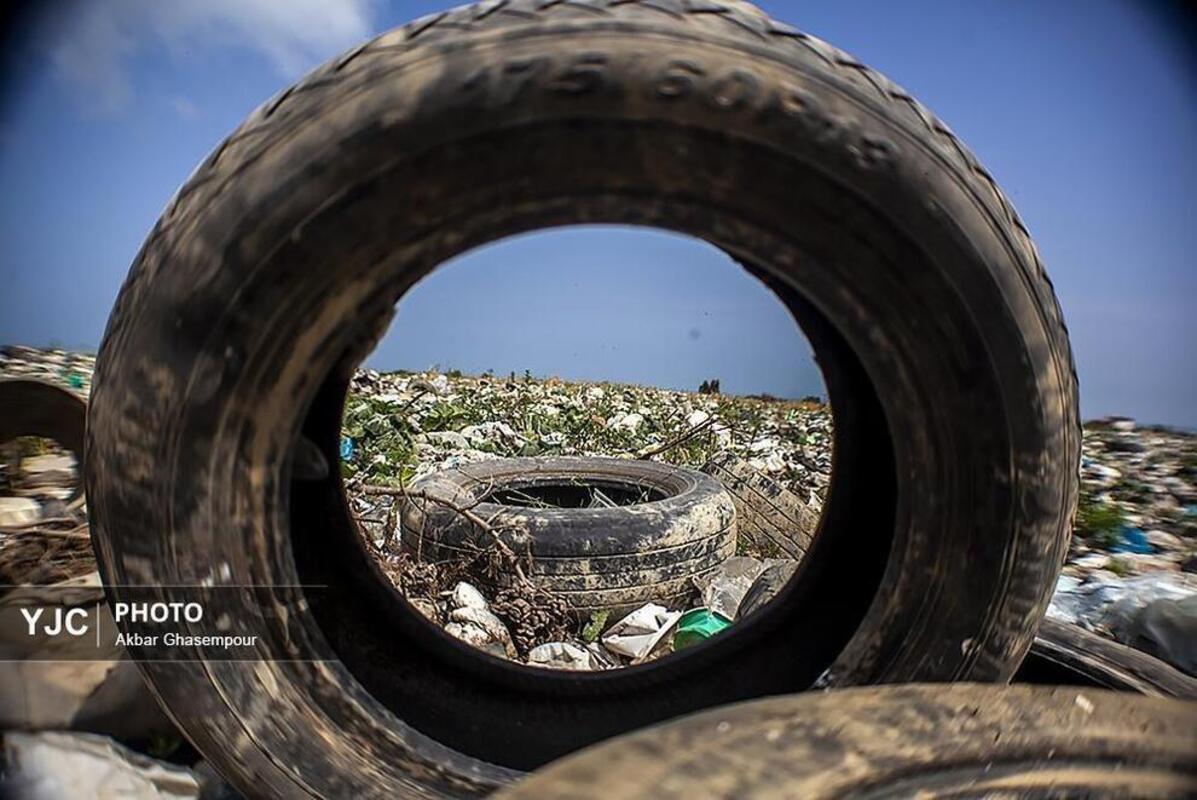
xmin=483 ymin=480 xmax=668 ymax=509
xmin=332 ymin=226 xmax=834 ymax=668
xmin=0 ymin=378 xmax=90 ymax=589
xmin=288 ymin=186 xmax=896 ymax=770
xmin=0 ymin=434 xmax=90 ymax=588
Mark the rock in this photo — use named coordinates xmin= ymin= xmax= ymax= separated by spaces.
xmin=528 ymin=641 xmax=595 ymax=670
xmin=0 ymin=496 xmax=40 ymax=526
xmin=448 ymin=606 xmax=518 ymax=659
xmin=441 ymin=582 xmax=517 ymax=658
xmin=445 ymin=621 xmax=507 ymax=658
xmin=1 ymin=731 xmax=201 ymax=799
xmin=1111 ymin=419 xmax=1136 ymax=432
xmin=448 ymin=582 xmax=488 ymax=611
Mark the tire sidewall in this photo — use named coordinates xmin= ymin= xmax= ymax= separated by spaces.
xmin=87 ymin=12 xmax=1077 ymax=794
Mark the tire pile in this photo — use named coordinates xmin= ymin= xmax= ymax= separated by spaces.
xmin=28 ymin=0 xmax=1196 ymax=796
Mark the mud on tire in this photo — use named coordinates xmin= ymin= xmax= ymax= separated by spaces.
xmin=401 ymin=457 xmax=736 ymax=614
xmin=497 ymin=684 xmax=1197 ymax=799
xmin=86 ymin=0 xmax=1080 ymax=795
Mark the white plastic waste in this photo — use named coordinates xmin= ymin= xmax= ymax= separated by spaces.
xmin=1 ymin=731 xmax=200 ymax=800
xmin=1047 ymin=571 xmax=1197 ymax=635
xmin=442 ymin=582 xmax=517 ymax=659
xmin=601 ymin=603 xmax=682 ymax=661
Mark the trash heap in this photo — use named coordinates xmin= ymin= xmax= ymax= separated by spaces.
xmin=1065 ymin=417 xmax=1197 ymax=580
xmin=0 ymin=414 xmax=91 ymax=586
xmin=2 ymin=346 xmax=1196 ymax=794
xmin=342 ymin=366 xmax=834 ymax=518
xmin=2 ymin=347 xmax=1195 ymax=672
xmin=339 ymin=364 xmax=832 ymax=668
xmin=0 ymin=345 xmax=93 ymax=393
xmin=339 ymin=371 xmax=1197 ymax=675
xmin=397 ymin=554 xmax=798 ymax=671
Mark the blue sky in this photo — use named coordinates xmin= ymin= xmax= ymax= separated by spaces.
xmin=1 ymin=2 xmax=1193 ymax=424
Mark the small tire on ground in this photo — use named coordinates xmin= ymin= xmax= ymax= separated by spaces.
xmin=496 ymin=684 xmax=1197 ymax=799
xmin=401 ymin=456 xmax=736 ymax=614
xmin=1016 ymin=617 xmax=1197 ymax=699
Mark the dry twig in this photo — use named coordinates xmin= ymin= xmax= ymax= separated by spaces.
xmin=359 ymin=484 xmax=529 ymax=584
xmin=635 ymin=417 xmax=717 ymax=460
xmin=0 ymin=525 xmax=90 ymax=539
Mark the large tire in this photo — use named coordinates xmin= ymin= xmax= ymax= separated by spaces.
xmin=1017 ymin=617 xmax=1197 ymax=699
xmin=86 ymin=0 xmax=1079 ymax=795
xmin=401 ymin=457 xmax=736 ymax=613
xmin=498 ymin=684 xmax=1197 ymax=799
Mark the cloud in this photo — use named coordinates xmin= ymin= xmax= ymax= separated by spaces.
xmin=43 ymin=0 xmax=376 ymax=113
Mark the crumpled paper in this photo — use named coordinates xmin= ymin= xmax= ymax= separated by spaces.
xmin=601 ymin=603 xmax=681 ymax=662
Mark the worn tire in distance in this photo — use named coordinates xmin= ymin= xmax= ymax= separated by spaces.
xmin=402 ymin=456 xmax=736 ymax=613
